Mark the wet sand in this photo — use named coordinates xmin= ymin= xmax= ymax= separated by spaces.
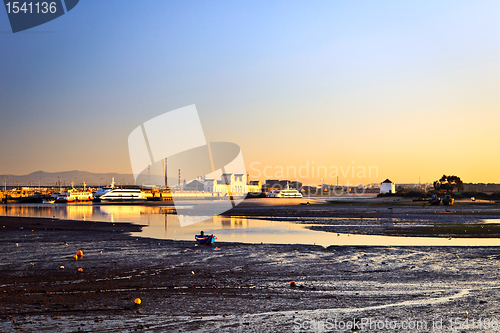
xmin=2 ymin=203 xmax=500 ymax=332
xmin=225 ymin=199 xmax=500 ymax=238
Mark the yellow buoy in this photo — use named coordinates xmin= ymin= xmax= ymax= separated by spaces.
xmin=73 ymin=255 xmax=78 ymax=260
xmin=76 ymin=250 xmax=83 ymax=256
xmin=134 ymin=298 xmax=141 ymax=305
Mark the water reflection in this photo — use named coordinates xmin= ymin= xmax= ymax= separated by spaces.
xmin=2 ymin=204 xmax=500 ymax=246
xmin=218 ymin=216 xmax=248 ymax=228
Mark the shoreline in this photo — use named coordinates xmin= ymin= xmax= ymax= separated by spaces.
xmin=222 ymin=200 xmax=500 ymax=239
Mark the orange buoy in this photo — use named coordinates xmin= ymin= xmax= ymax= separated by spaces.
xmin=76 ymin=250 xmax=83 ymax=256
xmin=73 ymin=255 xmax=78 ymax=260
xmin=134 ymin=298 xmax=141 ymax=305
xmin=78 ymin=268 xmax=83 ymax=272
xmin=290 ymin=281 xmax=296 ymax=287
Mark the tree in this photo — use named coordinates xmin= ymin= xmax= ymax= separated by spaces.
xmin=434 ymin=175 xmax=463 ymax=194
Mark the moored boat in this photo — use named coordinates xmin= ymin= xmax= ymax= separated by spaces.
xmin=429 ymin=195 xmax=441 ymax=206
xmin=93 ymin=178 xmax=116 ymax=201
xmin=277 ymin=185 xmax=303 ymax=198
xmin=276 ymin=187 xmax=303 ymax=198
xmin=266 ymin=185 xmax=303 ymax=198
xmin=195 ymin=232 xmax=216 ymax=245
xmin=55 ymin=189 xmax=94 ymax=203
xmin=99 ymin=188 xmax=147 ymax=202
xmin=442 ymin=195 xmax=454 ymax=206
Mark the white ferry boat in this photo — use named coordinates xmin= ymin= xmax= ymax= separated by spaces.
xmin=266 ymin=186 xmax=303 ymax=198
xmin=276 ymin=187 xmax=303 ymax=198
xmin=55 ymin=189 xmax=94 ymax=203
xmin=99 ymin=188 xmax=147 ymax=202
xmin=94 ymin=178 xmax=116 ymax=200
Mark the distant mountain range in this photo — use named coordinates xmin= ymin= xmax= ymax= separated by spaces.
xmin=0 ymin=171 xmax=135 ymax=187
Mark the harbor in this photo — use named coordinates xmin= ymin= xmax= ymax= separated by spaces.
xmin=0 ymin=187 xmax=174 ymax=204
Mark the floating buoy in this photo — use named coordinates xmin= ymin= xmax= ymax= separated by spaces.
xmin=60 ymin=266 xmax=65 ymax=269
xmin=15 ymin=243 xmax=18 ymax=247
xmin=290 ymin=281 xmax=296 ymax=287
xmin=76 ymin=250 xmax=83 ymax=256
xmin=73 ymin=255 xmax=78 ymax=260
xmin=78 ymin=268 xmax=83 ymax=272
xmin=134 ymin=298 xmax=141 ymax=305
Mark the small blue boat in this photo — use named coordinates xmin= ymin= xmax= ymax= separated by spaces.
xmin=195 ymin=232 xmax=216 ymax=245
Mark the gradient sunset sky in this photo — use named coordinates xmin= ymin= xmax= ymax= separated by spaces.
xmin=1 ymin=1 xmax=500 ymax=185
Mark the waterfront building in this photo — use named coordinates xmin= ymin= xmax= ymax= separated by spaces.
xmin=248 ymin=180 xmax=262 ymax=194
xmin=204 ymin=173 xmax=248 ymax=196
xmin=380 ymin=179 xmax=396 ymax=194
xmin=185 ymin=180 xmax=204 ymax=191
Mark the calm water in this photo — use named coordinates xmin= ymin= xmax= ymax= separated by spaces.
xmin=1 ymin=203 xmax=500 ymax=246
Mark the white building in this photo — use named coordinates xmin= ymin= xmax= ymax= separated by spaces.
xmin=248 ymin=180 xmax=262 ymax=194
xmin=380 ymin=179 xmax=395 ymax=194
xmin=204 ymin=173 xmax=247 ymax=197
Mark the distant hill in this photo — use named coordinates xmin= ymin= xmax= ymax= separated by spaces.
xmin=1 ymin=170 xmax=135 ymax=187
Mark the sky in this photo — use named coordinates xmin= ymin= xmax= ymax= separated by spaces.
xmin=1 ymin=1 xmax=500 ymax=186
